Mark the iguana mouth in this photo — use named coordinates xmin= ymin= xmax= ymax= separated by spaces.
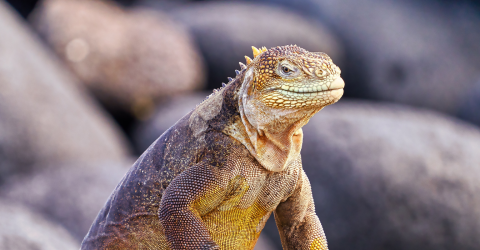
xmin=261 ymin=77 xmax=344 ymax=108
xmin=276 ymin=77 xmax=345 ymax=94
xmin=277 ymin=89 xmax=341 ymax=96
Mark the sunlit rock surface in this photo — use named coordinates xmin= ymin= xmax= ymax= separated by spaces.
xmin=0 ymin=200 xmax=79 ymax=250
xmin=31 ymin=0 xmax=206 ymax=119
xmin=0 ymin=1 xmax=129 ymax=183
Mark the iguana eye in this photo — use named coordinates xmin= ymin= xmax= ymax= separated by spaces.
xmin=277 ymin=61 xmax=299 ymax=78
xmin=281 ymin=66 xmax=292 ymax=74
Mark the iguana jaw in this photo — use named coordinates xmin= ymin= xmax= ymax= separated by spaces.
xmin=277 ymin=76 xmax=344 ymax=93
xmin=268 ymin=74 xmax=345 ymax=93
xmin=261 ymin=77 xmax=344 ymax=109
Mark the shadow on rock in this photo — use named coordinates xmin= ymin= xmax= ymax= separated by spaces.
xmin=134 ymin=92 xmax=209 ymax=153
xmin=168 ymin=1 xmax=343 ymax=89
xmin=457 ymin=78 xmax=480 ymax=128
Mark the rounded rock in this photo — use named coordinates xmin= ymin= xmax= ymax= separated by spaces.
xmin=170 ymin=1 xmax=343 ymax=89
xmin=263 ymin=100 xmax=480 ymax=250
xmin=0 ymin=200 xmax=79 ymax=250
xmin=299 ymin=0 xmax=480 ymax=115
xmin=1 ymin=160 xmax=133 ymax=240
xmin=0 ymin=1 xmax=129 ymax=182
xmin=31 ymin=0 xmax=206 ymax=118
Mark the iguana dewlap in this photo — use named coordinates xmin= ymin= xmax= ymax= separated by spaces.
xmin=81 ymin=45 xmax=344 ymax=250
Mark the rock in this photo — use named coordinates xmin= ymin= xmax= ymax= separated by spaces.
xmin=170 ymin=1 xmax=342 ymax=89
xmin=0 ymin=200 xmax=79 ymax=250
xmin=0 ymin=1 xmax=129 ymax=183
xmin=0 ymin=159 xmax=133 ymax=240
xmin=133 ymin=92 xmax=208 ymax=153
xmin=457 ymin=78 xmax=480 ymax=128
xmin=4 ymin=0 xmax=40 ymax=18
xmin=270 ymin=0 xmax=480 ymax=115
xmin=261 ymin=100 xmax=480 ymax=250
xmin=136 ymin=0 xmax=192 ymax=11
xmin=253 ymin=233 xmax=279 ymax=250
xmin=31 ymin=0 xmax=205 ymax=119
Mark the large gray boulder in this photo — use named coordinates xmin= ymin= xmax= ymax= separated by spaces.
xmin=0 ymin=0 xmax=129 ymax=183
xmin=281 ymin=0 xmax=480 ymax=115
xmin=170 ymin=1 xmax=342 ymax=89
xmin=0 ymin=200 xmax=79 ymax=250
xmin=1 ymin=160 xmax=133 ymax=240
xmin=31 ymin=0 xmax=206 ymax=119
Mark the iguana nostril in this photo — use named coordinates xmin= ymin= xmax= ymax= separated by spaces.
xmin=315 ymin=68 xmax=327 ymax=79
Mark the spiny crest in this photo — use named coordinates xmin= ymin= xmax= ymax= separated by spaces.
xmin=239 ymin=62 xmax=246 ymax=70
xmin=244 ymin=45 xmax=311 ymax=66
xmin=218 ymin=53 xmax=252 ymax=91
xmin=220 ymin=45 xmax=310 ymax=92
xmin=245 ymin=56 xmax=252 ymax=65
xmin=247 ymin=46 xmax=268 ymax=65
xmin=251 ymin=46 xmax=268 ymax=58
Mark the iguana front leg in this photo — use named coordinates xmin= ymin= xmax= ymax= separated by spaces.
xmin=274 ymin=169 xmax=328 ymax=250
xmin=159 ymin=164 xmax=226 ymax=250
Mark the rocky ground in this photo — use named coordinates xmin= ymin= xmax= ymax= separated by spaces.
xmin=1 ymin=0 xmax=480 ymax=249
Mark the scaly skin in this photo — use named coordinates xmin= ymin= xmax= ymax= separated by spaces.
xmin=81 ymin=45 xmax=344 ymax=250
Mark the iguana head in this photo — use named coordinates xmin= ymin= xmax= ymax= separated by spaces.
xmin=229 ymin=45 xmax=344 ymax=172
xmin=244 ymin=45 xmax=344 ymax=109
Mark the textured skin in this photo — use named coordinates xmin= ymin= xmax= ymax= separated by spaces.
xmin=81 ymin=45 xmax=344 ymax=250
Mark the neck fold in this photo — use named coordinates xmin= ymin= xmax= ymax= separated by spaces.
xmin=224 ymin=68 xmax=319 ymax=172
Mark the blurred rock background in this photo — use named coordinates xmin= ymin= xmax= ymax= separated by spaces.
xmin=1 ymin=0 xmax=480 ymax=249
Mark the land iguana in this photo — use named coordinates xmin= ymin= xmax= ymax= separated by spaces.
xmin=81 ymin=45 xmax=344 ymax=250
